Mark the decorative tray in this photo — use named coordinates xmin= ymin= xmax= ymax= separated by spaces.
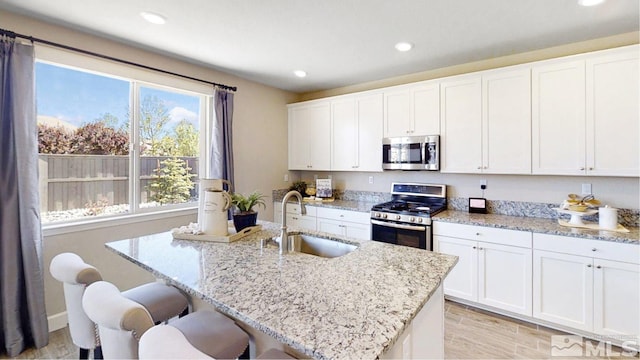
xmin=172 ymin=224 xmax=262 ymax=243
xmin=303 ymin=197 xmax=334 ymax=203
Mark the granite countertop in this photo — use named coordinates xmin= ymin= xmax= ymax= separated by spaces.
xmin=434 ymin=210 xmax=639 ymax=244
xmin=105 ymin=221 xmax=458 ymax=360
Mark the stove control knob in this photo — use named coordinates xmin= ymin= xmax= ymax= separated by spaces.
xmin=375 ymin=213 xmax=381 ymax=218
xmin=382 ymin=214 xmax=388 ymax=219
xmin=396 ymin=215 xmax=401 ymax=220
xmin=417 ymin=218 xmax=423 ymax=223
xmin=409 ymin=217 xmax=415 ymax=223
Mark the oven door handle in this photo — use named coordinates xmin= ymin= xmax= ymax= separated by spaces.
xmin=371 ymin=219 xmax=427 ymax=231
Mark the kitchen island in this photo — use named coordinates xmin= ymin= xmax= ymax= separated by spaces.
xmin=106 ymin=221 xmax=457 ymax=359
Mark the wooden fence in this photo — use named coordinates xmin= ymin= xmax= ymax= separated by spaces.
xmin=38 ymin=154 xmax=199 ymax=212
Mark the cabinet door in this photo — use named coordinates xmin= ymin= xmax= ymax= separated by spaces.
xmin=384 ymin=89 xmax=412 ymax=137
xmin=477 ymin=242 xmax=532 ymax=316
xmin=307 ymin=104 xmax=331 ymax=170
xmin=412 ymin=82 xmax=440 ymax=136
xmin=288 ymin=107 xmax=311 ymax=170
xmin=440 ymin=75 xmax=482 ymax=173
xmin=482 ymin=68 xmax=532 ymax=174
xmin=532 ymin=60 xmax=586 ymax=175
xmin=316 ymin=217 xmax=344 ymax=236
xmin=356 ymin=93 xmax=383 ymax=171
xmin=286 ymin=213 xmax=316 ymax=231
xmin=344 ymin=221 xmax=370 ymax=241
xmin=533 ymin=250 xmax=593 ymax=331
xmin=586 ymin=48 xmax=640 ymax=176
xmin=593 ymin=259 xmax=640 ymax=339
xmin=331 ymin=98 xmax=358 ymax=171
xmin=434 ymin=236 xmax=477 ymax=301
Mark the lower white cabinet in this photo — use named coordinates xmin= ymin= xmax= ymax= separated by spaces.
xmin=273 ymin=202 xmax=317 ymax=231
xmin=434 ymin=222 xmax=532 ymax=316
xmin=533 ymin=234 xmax=640 ymax=339
xmin=316 ymin=207 xmax=371 ymax=240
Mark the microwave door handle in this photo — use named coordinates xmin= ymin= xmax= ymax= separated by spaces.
xmin=421 ymin=141 xmax=427 ymax=165
xmin=371 ymin=219 xmax=427 ymax=231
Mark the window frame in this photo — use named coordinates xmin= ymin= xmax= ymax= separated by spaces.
xmin=35 ymin=44 xmax=213 ymax=231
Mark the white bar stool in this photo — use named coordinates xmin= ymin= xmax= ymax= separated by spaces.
xmin=51 ymin=253 xmax=189 ymax=359
xmin=138 ymin=310 xmax=250 ymax=359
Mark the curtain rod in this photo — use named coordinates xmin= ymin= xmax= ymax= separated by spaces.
xmin=0 ymin=27 xmax=237 ymax=92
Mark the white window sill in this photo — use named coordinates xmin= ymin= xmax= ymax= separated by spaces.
xmin=42 ymin=207 xmax=197 ymax=237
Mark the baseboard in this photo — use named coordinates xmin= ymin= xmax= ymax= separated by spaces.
xmin=48 ymin=311 xmax=68 ymax=332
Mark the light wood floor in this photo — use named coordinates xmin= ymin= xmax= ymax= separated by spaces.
xmin=2 ymin=301 xmax=631 ymax=359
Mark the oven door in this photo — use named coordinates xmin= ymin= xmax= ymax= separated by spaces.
xmin=371 ymin=219 xmax=431 ymax=250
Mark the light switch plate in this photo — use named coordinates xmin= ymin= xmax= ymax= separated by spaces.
xmin=582 ymin=183 xmax=592 ymax=195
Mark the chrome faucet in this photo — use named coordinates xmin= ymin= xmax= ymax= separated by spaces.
xmin=280 ymin=190 xmax=306 ymax=254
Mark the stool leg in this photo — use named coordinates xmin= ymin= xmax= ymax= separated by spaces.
xmin=239 ymin=345 xmax=250 ymax=360
xmin=179 ymin=306 xmax=189 ymax=318
xmin=79 ymin=348 xmax=89 ymax=359
xmin=93 ymin=346 xmax=103 ymax=359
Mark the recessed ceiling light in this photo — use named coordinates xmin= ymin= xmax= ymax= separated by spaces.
xmin=578 ymin=0 xmax=605 ymax=6
xmin=395 ymin=42 xmax=414 ymax=52
xmin=293 ymin=70 xmax=307 ymax=78
xmin=140 ymin=11 xmax=167 ymax=25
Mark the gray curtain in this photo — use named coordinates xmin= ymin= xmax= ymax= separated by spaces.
xmin=0 ymin=35 xmax=49 ymax=356
xmin=209 ymin=88 xmax=235 ymax=188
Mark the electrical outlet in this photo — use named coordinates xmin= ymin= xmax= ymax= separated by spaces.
xmin=368 ymin=176 xmax=374 ymax=184
xmin=582 ymin=183 xmax=592 ymax=195
xmin=284 ymin=174 xmax=289 ymax=182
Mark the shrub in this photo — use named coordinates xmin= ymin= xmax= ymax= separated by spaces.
xmin=147 ymin=157 xmax=195 ymax=204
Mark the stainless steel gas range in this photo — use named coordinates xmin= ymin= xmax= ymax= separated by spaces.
xmin=370 ymin=182 xmax=447 ymax=250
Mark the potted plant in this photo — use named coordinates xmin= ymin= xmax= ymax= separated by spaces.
xmin=231 ymin=191 xmax=266 ymax=232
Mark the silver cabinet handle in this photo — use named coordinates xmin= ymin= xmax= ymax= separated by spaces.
xmin=580 ymin=167 xmax=585 ymax=171
xmin=592 ymin=248 xmax=597 ymax=252
xmin=476 ymin=232 xmax=481 ymax=236
xmin=596 ymin=265 xmax=602 ymax=269
xmin=587 ymin=264 xmax=592 ymax=268
xmin=589 ymin=167 xmax=594 ymax=170
xmin=477 ymin=166 xmax=482 ymax=169
xmin=478 ymin=247 xmax=484 ymax=250
xmin=472 ymin=246 xmax=477 ymax=249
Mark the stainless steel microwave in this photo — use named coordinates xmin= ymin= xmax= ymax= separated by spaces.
xmin=382 ymin=135 xmax=440 ymax=170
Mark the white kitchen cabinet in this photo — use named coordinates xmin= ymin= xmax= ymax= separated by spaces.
xmin=316 ymin=207 xmax=371 ymax=240
xmin=288 ymin=103 xmax=331 ymax=170
xmin=434 ymin=222 xmax=532 ymax=316
xmin=439 ymin=75 xmax=482 ymax=173
xmin=533 ymin=233 xmax=640 ymax=338
xmin=532 ymin=45 xmax=639 ymax=176
xmin=383 ymin=81 xmax=440 ymax=137
xmin=441 ymin=68 xmax=531 ymax=174
xmin=481 ymin=68 xmax=531 ymax=174
xmin=273 ymin=202 xmax=317 ymax=231
xmin=585 ymin=47 xmax=639 ymax=176
xmin=331 ymin=93 xmax=383 ymax=172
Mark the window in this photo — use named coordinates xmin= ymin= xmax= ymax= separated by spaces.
xmin=35 ymin=47 xmax=211 ymax=225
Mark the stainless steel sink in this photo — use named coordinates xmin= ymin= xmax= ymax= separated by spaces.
xmin=288 ymin=234 xmax=357 ymax=258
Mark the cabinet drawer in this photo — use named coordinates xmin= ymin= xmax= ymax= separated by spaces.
xmin=285 ymin=203 xmax=317 ymax=216
xmin=433 ymin=222 xmax=531 ymax=248
xmin=533 ymin=233 xmax=640 ymax=264
xmin=316 ymin=207 xmax=370 ymax=225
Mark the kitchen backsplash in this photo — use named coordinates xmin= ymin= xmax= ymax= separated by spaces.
xmin=273 ymin=189 xmax=639 ymax=228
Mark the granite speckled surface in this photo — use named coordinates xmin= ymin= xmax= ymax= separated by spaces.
xmin=434 ymin=210 xmax=639 ymax=244
xmin=105 ymin=221 xmax=458 ymax=360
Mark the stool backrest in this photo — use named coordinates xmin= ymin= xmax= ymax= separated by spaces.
xmin=82 ymin=280 xmax=154 ymax=359
xmin=50 ymin=253 xmax=103 ymax=350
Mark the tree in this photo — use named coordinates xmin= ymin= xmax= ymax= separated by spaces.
xmin=139 ymin=95 xmax=170 ymax=156
xmin=72 ymin=122 xmax=129 ymax=155
xmin=147 ymin=157 xmax=195 ymax=204
xmin=173 ymin=120 xmax=199 ymax=157
xmin=38 ymin=124 xmax=74 ymax=154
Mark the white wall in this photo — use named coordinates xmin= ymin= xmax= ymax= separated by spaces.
xmin=0 ymin=9 xmax=297 ymax=326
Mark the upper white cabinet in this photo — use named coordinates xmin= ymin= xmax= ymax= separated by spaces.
xmin=482 ymin=68 xmax=532 ymax=174
xmin=440 ymin=68 xmax=531 ymax=174
xmin=331 ymin=93 xmax=383 ymax=172
xmin=533 ymin=45 xmax=639 ymax=176
xmin=586 ymin=48 xmax=639 ymax=176
xmin=440 ymin=75 xmax=483 ymax=173
xmin=383 ymin=81 xmax=440 ymax=137
xmin=288 ymin=103 xmax=331 ymax=170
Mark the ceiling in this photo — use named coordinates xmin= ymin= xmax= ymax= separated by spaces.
xmin=0 ymin=0 xmax=638 ymax=93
